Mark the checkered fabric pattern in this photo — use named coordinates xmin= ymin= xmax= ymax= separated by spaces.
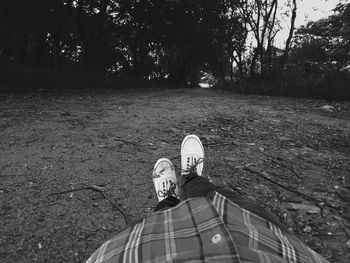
xmin=87 ymin=192 xmax=329 ymax=263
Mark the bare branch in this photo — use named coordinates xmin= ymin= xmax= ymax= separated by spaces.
xmin=50 ymin=185 xmax=130 ymax=224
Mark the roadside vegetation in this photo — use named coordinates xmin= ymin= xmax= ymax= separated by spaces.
xmin=0 ymin=0 xmax=349 ymax=100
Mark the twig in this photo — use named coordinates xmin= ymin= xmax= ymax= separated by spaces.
xmin=109 ymin=137 xmax=141 ymax=147
xmin=25 ymin=137 xmax=39 ymax=144
xmin=134 ymin=181 xmax=153 ymax=187
xmin=244 ymin=166 xmax=319 ymax=201
xmin=109 ymin=138 xmax=150 ymax=154
xmin=96 ymin=191 xmax=129 ymax=225
xmin=314 ymin=233 xmax=346 ymax=237
xmin=234 ymin=162 xmax=260 ymax=169
xmin=243 ymin=166 xmax=350 ymax=213
xmin=205 ymin=140 xmax=238 ymax=148
xmin=168 ymin=154 xmax=181 ymax=160
xmin=265 ymin=157 xmax=301 ymax=179
xmin=0 ymin=162 xmax=11 ymax=172
xmin=260 ymin=151 xmax=319 ymax=171
xmin=16 ymin=233 xmax=27 ymax=251
xmin=296 ymin=155 xmax=330 ymax=169
xmin=339 ymin=225 xmax=350 ymax=239
xmin=50 ymin=185 xmax=102 ymax=195
xmin=292 ymin=165 xmax=302 ymax=179
xmin=50 ymin=186 xmax=129 ymax=224
xmin=229 ymin=184 xmax=243 ymax=195
xmin=59 ymin=252 xmax=69 ymax=262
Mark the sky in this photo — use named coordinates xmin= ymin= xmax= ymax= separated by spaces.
xmin=275 ymin=0 xmax=342 ymax=46
xmin=295 ymin=0 xmax=340 ymax=27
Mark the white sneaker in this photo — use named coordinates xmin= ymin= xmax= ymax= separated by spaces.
xmin=152 ymin=158 xmax=179 ymax=202
xmin=181 ymin=134 xmax=204 ymax=176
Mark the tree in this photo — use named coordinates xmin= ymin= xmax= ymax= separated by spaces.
xmin=294 ymin=2 xmax=350 ymax=69
xmin=0 ymin=0 xmax=247 ymax=85
xmin=238 ymin=0 xmax=279 ymax=77
xmin=219 ymin=0 xmax=248 ymax=80
xmin=235 ymin=0 xmax=298 ymax=79
xmin=279 ymin=0 xmax=297 ymax=73
xmin=280 ymin=2 xmax=350 ymax=100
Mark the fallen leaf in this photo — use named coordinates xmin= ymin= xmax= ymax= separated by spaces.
xmin=60 ymin=111 xmax=71 ymax=116
xmin=318 ymin=105 xmax=335 ymax=112
xmin=282 ymin=202 xmax=320 ymax=214
xmin=303 ymin=226 xmax=312 ymax=233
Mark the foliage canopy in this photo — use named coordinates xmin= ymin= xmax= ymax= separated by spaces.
xmin=0 ymin=0 xmax=349 ymax=93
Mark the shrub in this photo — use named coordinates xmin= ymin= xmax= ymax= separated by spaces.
xmin=0 ymin=62 xmax=158 ymax=92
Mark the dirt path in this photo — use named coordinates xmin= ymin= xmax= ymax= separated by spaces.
xmin=1 ymin=88 xmax=350 ymax=262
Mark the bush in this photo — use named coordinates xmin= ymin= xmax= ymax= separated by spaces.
xmin=280 ymin=63 xmax=350 ymax=101
xmin=0 ymin=62 xmax=158 ymax=92
xmin=214 ymin=63 xmax=350 ymax=101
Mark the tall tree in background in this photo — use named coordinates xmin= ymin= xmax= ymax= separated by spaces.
xmin=280 ymin=1 xmax=350 ymax=100
xmin=0 ymin=0 xmax=313 ymax=86
xmin=0 ymin=0 xmax=247 ymax=84
xmin=279 ymin=0 xmax=297 ymax=73
xmin=219 ymin=0 xmax=248 ymax=80
xmin=294 ymin=2 xmax=350 ymax=69
xmin=0 ymin=0 xmax=53 ymax=66
xmin=237 ymin=0 xmax=297 ymax=79
xmin=239 ymin=0 xmax=278 ymax=77
xmin=70 ymin=0 xmax=119 ymax=70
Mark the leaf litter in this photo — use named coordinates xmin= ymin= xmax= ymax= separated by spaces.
xmin=0 ymin=88 xmax=349 ymax=262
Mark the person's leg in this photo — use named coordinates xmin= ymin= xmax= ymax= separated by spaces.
xmin=180 ymin=171 xmax=216 ymax=199
xmin=181 ymin=173 xmax=289 ymax=232
xmin=180 ymin=135 xmax=215 ymax=199
xmin=152 ymin=158 xmax=180 ymax=212
xmin=154 ymin=196 xmax=180 ymax=212
xmin=180 ymin=134 xmax=289 ymax=233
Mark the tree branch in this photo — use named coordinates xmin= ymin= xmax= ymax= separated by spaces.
xmin=50 ymin=185 xmax=129 ymax=224
xmin=243 ymin=166 xmax=350 ymax=213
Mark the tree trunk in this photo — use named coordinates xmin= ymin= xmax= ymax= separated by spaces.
xmin=229 ymin=57 xmax=234 ymax=82
xmin=280 ymin=0 xmax=297 ymax=72
xmin=259 ymin=0 xmax=277 ymax=77
xmin=232 ymin=52 xmax=244 ymax=79
xmin=51 ymin=0 xmax=64 ymax=71
xmin=34 ymin=0 xmax=49 ymax=67
xmin=252 ymin=0 xmax=261 ymax=77
xmin=265 ymin=0 xmax=278 ymax=77
xmin=250 ymin=48 xmax=259 ymax=77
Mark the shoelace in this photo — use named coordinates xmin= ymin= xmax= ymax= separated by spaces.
xmin=157 ymin=180 xmax=177 ymax=198
xmin=182 ymin=157 xmax=204 ymax=175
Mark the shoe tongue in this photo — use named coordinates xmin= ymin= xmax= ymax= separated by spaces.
xmin=159 ymin=178 xmax=178 ymax=193
xmin=184 ymin=154 xmax=200 ymax=161
xmin=160 ymin=176 xmax=173 ymax=182
xmin=159 ymin=176 xmax=176 ymax=187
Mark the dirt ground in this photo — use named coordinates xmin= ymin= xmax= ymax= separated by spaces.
xmin=0 ymin=87 xmax=349 ymax=263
